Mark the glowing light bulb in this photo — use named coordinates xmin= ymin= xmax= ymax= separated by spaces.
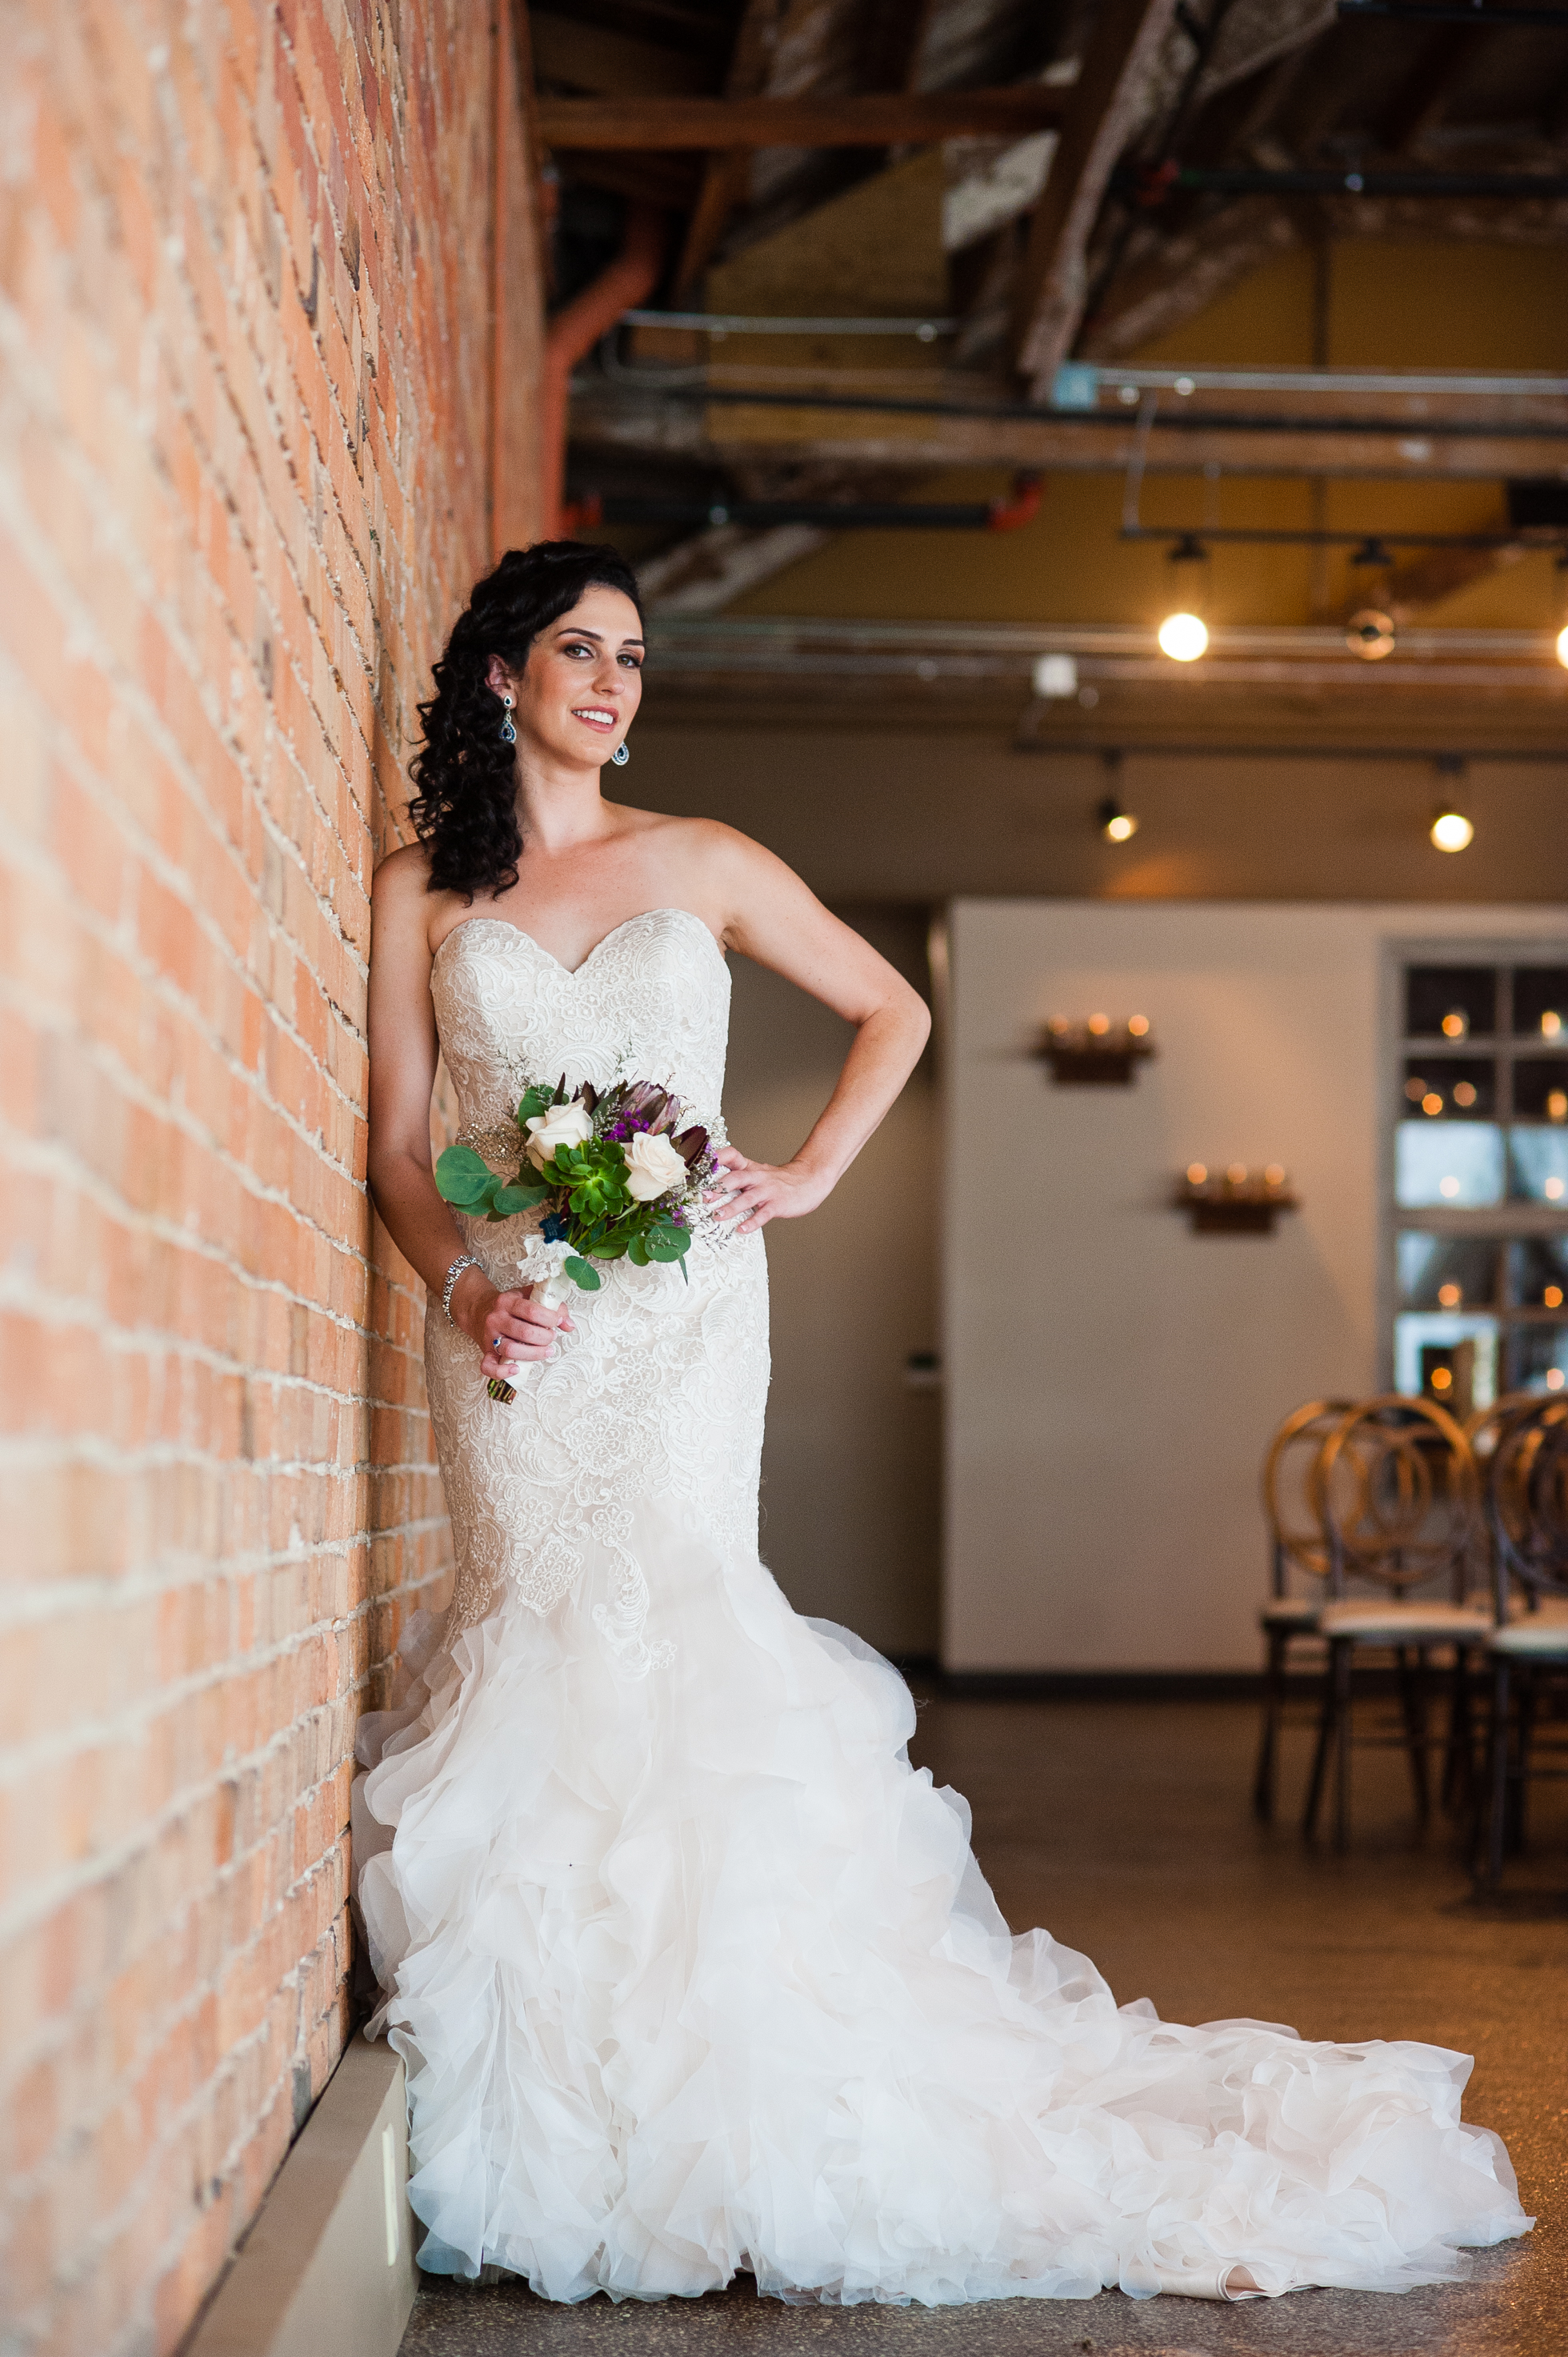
xmin=1430 ymin=809 xmax=1474 ymax=853
xmin=1549 ymin=1090 xmax=1568 ymax=1123
xmin=1087 ymin=1012 xmax=1110 ymax=1036
xmin=1453 ymin=1081 xmax=1477 ymax=1108
xmin=1546 ymin=1176 xmax=1565 ymax=1201
xmin=1158 ymin=610 xmax=1208 ymax=662
xmin=1105 ymin=810 xmax=1137 ymax=842
xmin=1430 ymin=1366 xmax=1453 ymax=1392
xmin=1422 ymin=1092 xmax=1443 ymax=1116
xmin=1438 ymin=1283 xmax=1462 ymax=1307
xmin=1542 ymin=1010 xmax=1562 ymax=1038
xmin=1546 ymin=1286 xmax=1564 ymax=1309
xmin=1549 ymin=1368 xmax=1566 ymax=1391
xmin=1226 ymin=1162 xmax=1248 ymax=1185
xmin=1557 ymin=622 xmax=1568 ymax=669
xmin=1186 ymin=1162 xmax=1208 ymax=1186
xmin=1442 ymin=1011 xmax=1467 ymax=1038
xmin=1439 ymin=1175 xmax=1461 ymax=1199
xmin=1264 ymin=1163 xmax=1286 ymax=1187
xmin=1127 ymin=1014 xmax=1150 ymax=1037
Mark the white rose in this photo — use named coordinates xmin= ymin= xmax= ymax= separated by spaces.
xmin=623 ymin=1130 xmax=688 ymax=1203
xmin=524 ymin=1098 xmax=594 ymax=1168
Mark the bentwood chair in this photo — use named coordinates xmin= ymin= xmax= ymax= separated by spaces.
xmin=1303 ymin=1395 xmax=1489 ymax=1851
xmin=1254 ymin=1399 xmax=1352 ymax=1821
xmin=1476 ymin=1396 xmax=1568 ymax=1888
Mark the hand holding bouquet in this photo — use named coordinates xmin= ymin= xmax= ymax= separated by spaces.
xmin=434 ymin=1076 xmax=721 ymax=1398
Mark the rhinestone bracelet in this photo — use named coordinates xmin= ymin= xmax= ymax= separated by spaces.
xmin=441 ymin=1254 xmax=483 ymax=1327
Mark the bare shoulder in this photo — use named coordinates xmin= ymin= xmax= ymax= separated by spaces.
xmin=617 ymin=808 xmax=790 ymax=883
xmin=373 ymin=839 xmax=434 ymax=905
xmin=370 ymin=842 xmax=442 ymax=969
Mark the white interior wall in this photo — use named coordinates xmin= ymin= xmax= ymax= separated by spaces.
xmin=942 ymin=899 xmax=1568 ymax=1674
xmin=725 ymin=908 xmax=940 ymax=1658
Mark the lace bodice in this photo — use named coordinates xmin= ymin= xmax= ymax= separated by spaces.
xmin=430 ymin=908 xmax=733 ymax=1145
xmin=421 ymin=906 xmax=769 ymax=1659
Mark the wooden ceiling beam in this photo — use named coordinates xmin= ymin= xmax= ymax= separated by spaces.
xmin=1378 ymin=27 xmax=1488 ymax=156
xmin=1381 ymin=541 xmax=1530 ymax=620
xmin=1009 ymin=0 xmax=1182 ymax=401
xmin=530 ymin=14 xmax=719 ymax=99
xmin=535 ymin=90 xmax=1068 ymax=150
xmin=671 ymin=0 xmax=784 ymax=303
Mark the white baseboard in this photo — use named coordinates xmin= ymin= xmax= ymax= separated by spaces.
xmin=186 ymin=2035 xmax=415 ymax=2357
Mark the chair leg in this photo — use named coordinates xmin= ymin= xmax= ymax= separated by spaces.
xmin=1443 ymin=1647 xmax=1473 ymax=1818
xmin=1514 ymin=1669 xmax=1538 ymax=1855
xmin=1253 ymin=1629 xmax=1286 ymax=1822
xmin=1302 ymin=1645 xmax=1338 ymax=1842
xmin=1332 ymin=1639 xmax=1354 ymax=1853
xmin=1483 ymin=1658 xmax=1510 ymax=1891
xmin=1395 ymin=1644 xmax=1432 ymax=1823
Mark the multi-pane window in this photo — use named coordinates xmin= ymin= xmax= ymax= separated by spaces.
xmin=1393 ymin=957 xmax=1568 ymax=1416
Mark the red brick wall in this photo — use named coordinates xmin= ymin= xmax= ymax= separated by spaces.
xmin=0 ymin=6 xmax=542 ymax=2349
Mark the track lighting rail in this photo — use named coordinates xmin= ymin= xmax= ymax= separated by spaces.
xmin=1338 ymin=1 xmax=1568 ymax=21
xmin=1122 ymin=525 xmax=1568 ymax=550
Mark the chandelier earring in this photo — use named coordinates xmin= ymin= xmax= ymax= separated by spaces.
xmin=610 ymin=740 xmax=630 ymax=767
xmin=499 ymin=693 xmax=517 ymax=746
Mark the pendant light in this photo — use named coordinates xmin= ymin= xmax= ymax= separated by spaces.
xmin=1158 ymin=535 xmax=1209 ymax=662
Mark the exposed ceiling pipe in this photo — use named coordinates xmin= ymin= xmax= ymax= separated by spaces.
xmin=1145 ymin=166 xmax=1568 ymax=198
xmin=567 ymin=477 xmax=1045 ymax=534
xmin=590 ymin=381 xmax=1568 ymax=441
xmin=542 ymin=205 xmax=666 ymax=539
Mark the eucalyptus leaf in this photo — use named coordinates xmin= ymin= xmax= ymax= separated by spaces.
xmin=564 ymin=1255 xmax=601 ymax=1291
xmin=627 ymin=1234 xmax=650 ymax=1268
xmin=435 ymin=1144 xmax=502 ymax=1210
xmin=492 ymin=1182 xmax=548 ymax=1217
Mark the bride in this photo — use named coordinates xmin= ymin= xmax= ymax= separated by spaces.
xmin=358 ymin=540 xmax=1528 ymax=2307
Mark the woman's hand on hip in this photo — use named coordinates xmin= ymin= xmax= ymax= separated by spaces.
xmin=706 ymin=1146 xmax=832 ymax=1235
xmin=451 ymin=1267 xmax=573 ymax=1371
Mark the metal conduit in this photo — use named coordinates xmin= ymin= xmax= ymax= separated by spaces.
xmin=622 ymin=310 xmax=958 ymax=338
xmin=1054 ymin=365 xmax=1568 ymax=400
xmin=583 ymin=383 xmax=1568 ymax=439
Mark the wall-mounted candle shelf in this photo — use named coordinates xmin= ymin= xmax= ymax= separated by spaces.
xmin=1177 ymin=1163 xmax=1298 ymax=1234
xmin=1037 ymin=1015 xmax=1155 ymax=1086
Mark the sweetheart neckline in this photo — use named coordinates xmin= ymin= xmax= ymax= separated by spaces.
xmin=432 ymin=906 xmax=726 ymax=982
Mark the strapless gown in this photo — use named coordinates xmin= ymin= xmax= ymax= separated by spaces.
xmin=354 ymin=907 xmax=1529 ymax=2305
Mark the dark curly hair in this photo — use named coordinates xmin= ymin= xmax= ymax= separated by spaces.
xmin=407 ymin=541 xmax=645 ymax=900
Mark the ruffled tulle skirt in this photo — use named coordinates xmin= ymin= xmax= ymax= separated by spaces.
xmin=353 ymin=1509 xmax=1530 ymax=2306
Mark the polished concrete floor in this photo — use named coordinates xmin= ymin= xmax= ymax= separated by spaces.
xmin=398 ymin=1691 xmax=1567 ymax=2357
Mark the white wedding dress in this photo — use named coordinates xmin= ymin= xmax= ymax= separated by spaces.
xmin=354 ymin=906 xmax=1529 ymax=2306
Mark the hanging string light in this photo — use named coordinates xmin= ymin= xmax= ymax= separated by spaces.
xmin=1097 ymin=751 xmax=1138 ymax=840
xmin=1158 ymin=534 xmax=1208 ymax=662
xmin=1430 ymin=756 xmax=1474 ymax=852
xmin=1346 ymin=538 xmax=1397 ymax=661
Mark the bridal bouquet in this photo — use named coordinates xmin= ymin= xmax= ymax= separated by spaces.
xmin=435 ymin=1074 xmax=719 ymax=1299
